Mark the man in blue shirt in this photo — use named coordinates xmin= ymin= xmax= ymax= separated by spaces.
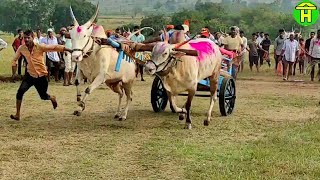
xmin=131 ymin=26 xmax=146 ymax=81
xmin=130 ymin=26 xmax=145 ymax=43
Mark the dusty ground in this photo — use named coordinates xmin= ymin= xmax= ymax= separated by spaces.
xmin=0 ymin=34 xmax=320 ymax=179
xmin=0 ymin=71 xmax=319 ymax=179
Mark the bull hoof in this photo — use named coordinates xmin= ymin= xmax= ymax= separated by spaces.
xmin=179 ymin=114 xmax=185 ymax=121
xmin=73 ymin=110 xmax=82 ymax=116
xmin=77 ymin=97 xmax=81 ymax=102
xmin=204 ymin=120 xmax=210 ymax=126
xmin=119 ymin=117 xmax=126 ymax=121
xmin=78 ymin=101 xmax=85 ymax=111
xmin=184 ymin=123 xmax=192 ymax=130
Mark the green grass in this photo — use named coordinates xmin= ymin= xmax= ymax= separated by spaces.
xmin=0 ymin=33 xmax=320 ymax=179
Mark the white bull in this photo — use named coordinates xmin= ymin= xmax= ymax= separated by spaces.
xmin=69 ymin=4 xmax=136 ymax=120
xmin=144 ymin=32 xmax=223 ymax=129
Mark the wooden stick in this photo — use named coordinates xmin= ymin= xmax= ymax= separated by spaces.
xmin=174 ymin=48 xmax=198 ymax=56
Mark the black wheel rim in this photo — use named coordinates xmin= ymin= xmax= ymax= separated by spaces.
xmin=224 ymin=79 xmax=236 ymax=114
xmin=155 ymin=79 xmax=165 ymax=109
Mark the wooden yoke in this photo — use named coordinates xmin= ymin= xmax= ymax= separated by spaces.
xmin=128 ymin=43 xmax=199 ymax=57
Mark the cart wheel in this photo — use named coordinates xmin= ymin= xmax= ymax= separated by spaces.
xmin=151 ymin=76 xmax=168 ymax=112
xmin=219 ymin=77 xmax=236 ymax=116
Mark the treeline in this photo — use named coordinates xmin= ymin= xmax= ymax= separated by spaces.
xmin=0 ymin=0 xmax=95 ymax=35
xmin=132 ymin=1 xmax=319 ymax=39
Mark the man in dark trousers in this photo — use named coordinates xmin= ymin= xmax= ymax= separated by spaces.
xmin=261 ymin=33 xmax=271 ymax=67
xmin=12 ymin=29 xmax=26 ymax=76
xmin=308 ymin=30 xmax=320 ymax=81
xmin=305 ymin=32 xmax=315 ymax=75
xmin=10 ymin=30 xmax=72 ymax=121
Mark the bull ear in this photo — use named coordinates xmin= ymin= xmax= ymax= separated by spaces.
xmin=170 ymin=51 xmax=186 ymax=59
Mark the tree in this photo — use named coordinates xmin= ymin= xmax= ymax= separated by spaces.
xmin=140 ymin=15 xmax=171 ymax=36
xmin=0 ymin=0 xmax=95 ymax=34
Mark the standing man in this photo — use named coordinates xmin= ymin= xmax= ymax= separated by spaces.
xmin=33 ymin=29 xmax=43 ymax=44
xmin=261 ymin=33 xmax=271 ymax=67
xmin=59 ymin=27 xmax=75 ymax=86
xmin=130 ymin=25 xmax=146 ymax=81
xmin=280 ymin=33 xmax=299 ymax=81
xmin=41 ymin=28 xmax=61 ymax=82
xmin=305 ymin=32 xmax=315 ymax=74
xmin=12 ymin=29 xmax=26 ymax=76
xmin=222 ymin=26 xmax=244 ymax=79
xmin=239 ymin=30 xmax=247 ymax=72
xmin=10 ymin=30 xmax=72 ymax=121
xmin=274 ymin=29 xmax=286 ymax=71
xmin=257 ymin=32 xmax=265 ymax=66
xmin=308 ymin=29 xmax=320 ymax=81
xmin=246 ymin=33 xmax=260 ymax=72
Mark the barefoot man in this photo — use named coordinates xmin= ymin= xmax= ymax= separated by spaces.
xmin=10 ymin=30 xmax=72 ymax=121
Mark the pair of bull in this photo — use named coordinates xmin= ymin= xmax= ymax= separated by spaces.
xmin=69 ymin=4 xmax=225 ymax=129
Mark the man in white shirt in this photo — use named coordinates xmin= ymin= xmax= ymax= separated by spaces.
xmin=239 ymin=30 xmax=247 ymax=72
xmin=0 ymin=38 xmax=7 ymax=59
xmin=257 ymin=32 xmax=265 ymax=66
xmin=0 ymin=38 xmax=7 ymax=51
xmin=41 ymin=28 xmax=61 ymax=82
xmin=280 ymin=33 xmax=299 ymax=81
xmin=33 ymin=29 xmax=43 ymax=44
xmin=308 ymin=29 xmax=320 ymax=81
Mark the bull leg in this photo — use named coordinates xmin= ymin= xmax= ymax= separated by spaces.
xmin=117 ymin=82 xmax=133 ymax=121
xmin=74 ymin=63 xmax=83 ymax=102
xmin=184 ymin=89 xmax=196 ymax=129
xmin=167 ymin=91 xmax=186 ymax=119
xmin=204 ymin=73 xmax=219 ymax=126
xmin=74 ymin=73 xmax=106 ymax=116
xmin=109 ymin=82 xmax=124 ymax=119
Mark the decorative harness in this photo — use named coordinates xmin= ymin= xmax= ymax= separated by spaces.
xmin=150 ymin=55 xmax=179 ymax=76
xmin=72 ymin=36 xmax=95 ymax=58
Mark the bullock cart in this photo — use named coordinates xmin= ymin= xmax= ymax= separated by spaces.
xmin=150 ymin=56 xmax=236 ymax=116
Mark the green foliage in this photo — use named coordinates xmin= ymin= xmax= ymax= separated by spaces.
xmin=137 ymin=1 xmax=316 ymax=39
xmin=51 ymin=0 xmax=95 ymax=32
xmin=140 ymin=15 xmax=170 ymax=35
xmin=0 ymin=0 xmax=95 ymax=34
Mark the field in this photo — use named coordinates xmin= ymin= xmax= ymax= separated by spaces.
xmin=98 ymin=16 xmax=143 ymax=31
xmin=0 ymin=34 xmax=320 ymax=179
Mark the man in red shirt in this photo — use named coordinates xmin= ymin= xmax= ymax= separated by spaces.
xmin=12 ymin=29 xmax=26 ymax=76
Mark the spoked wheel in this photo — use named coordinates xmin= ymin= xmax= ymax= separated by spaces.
xmin=151 ymin=76 xmax=168 ymax=112
xmin=219 ymin=77 xmax=236 ymax=116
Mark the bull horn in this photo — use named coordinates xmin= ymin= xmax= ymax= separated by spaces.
xmin=128 ymin=28 xmax=131 ymax=33
xmin=84 ymin=2 xmax=99 ymax=27
xmin=69 ymin=6 xmax=79 ymax=26
xmin=163 ymin=26 xmax=169 ymax=43
xmin=299 ymin=27 xmax=302 ymax=34
xmin=219 ymin=28 xmax=223 ymax=34
xmin=122 ymin=27 xmax=126 ymax=32
xmin=127 ymin=27 xmax=155 ymax=40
